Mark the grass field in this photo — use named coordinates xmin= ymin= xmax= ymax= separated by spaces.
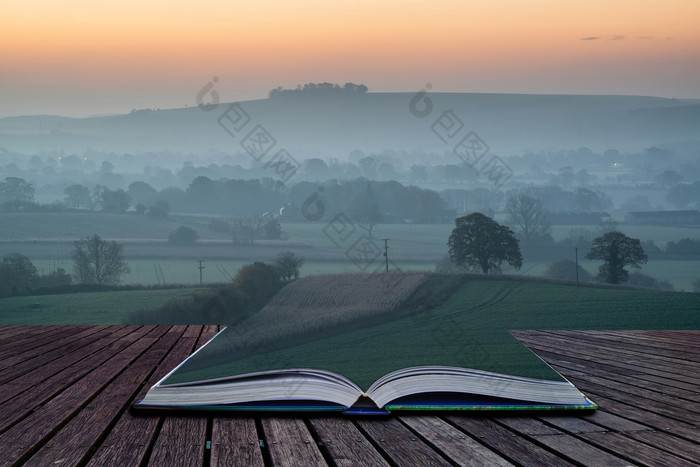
xmin=1 ymin=212 xmax=699 ymax=290
xmin=0 ymin=287 xmax=202 ymax=325
xmin=167 ymin=277 xmax=700 ymax=389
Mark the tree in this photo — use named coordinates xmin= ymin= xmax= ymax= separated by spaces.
xmin=72 ymin=234 xmax=130 ymax=285
xmin=666 ymin=181 xmax=700 ymax=209
xmin=0 ymin=177 xmax=35 ymax=210
xmin=127 ymin=181 xmax=158 ymax=206
xmin=0 ymin=177 xmax=35 ymax=203
xmin=101 ymin=188 xmax=131 ymax=213
xmin=91 ymin=185 xmax=107 ymax=210
xmin=585 ymin=231 xmax=647 ymax=284
xmin=148 ymin=200 xmax=170 ymax=218
xmin=350 ymin=184 xmax=383 ymax=238
xmin=572 ymin=188 xmax=612 ymax=212
xmin=274 ymin=251 xmax=304 ymax=282
xmin=64 ymin=184 xmax=92 ymax=210
xmin=233 ymin=262 xmax=280 ymax=306
xmin=37 ymin=268 xmax=72 ymax=289
xmin=0 ymin=253 xmax=38 ymax=295
xmin=168 ymin=226 xmax=199 ymax=246
xmin=447 ymin=213 xmax=522 ymax=274
xmin=505 ymin=194 xmax=550 ymax=241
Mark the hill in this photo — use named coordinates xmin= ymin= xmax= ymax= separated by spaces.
xmin=260 ymin=273 xmax=700 ymax=332
xmin=1 ymin=93 xmax=699 ymax=156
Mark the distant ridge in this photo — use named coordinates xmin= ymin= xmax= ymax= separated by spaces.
xmin=1 ymin=92 xmax=698 ymax=156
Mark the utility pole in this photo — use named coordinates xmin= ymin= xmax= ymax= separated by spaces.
xmin=574 ymin=247 xmax=579 ymax=287
xmin=197 ymin=260 xmax=205 ymax=286
xmin=382 ymin=238 xmax=390 ymax=273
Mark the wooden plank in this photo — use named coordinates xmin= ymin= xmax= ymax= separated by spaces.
xmin=197 ymin=325 xmax=220 ymax=350
xmin=549 ymin=330 xmax=700 ymax=363
xmin=518 ymin=331 xmax=700 ymax=381
xmin=0 ymin=325 xmax=94 ymax=359
xmin=529 ymin=350 xmax=700 ymax=402
xmin=535 ymin=415 xmax=608 ymax=434
xmin=577 ymin=410 xmax=649 ymax=433
xmin=260 ymin=417 xmax=327 ymax=466
xmin=182 ymin=324 xmax=202 ymax=338
xmin=355 ymin=417 xmax=451 ymax=466
xmin=307 ymin=417 xmax=389 ymax=466
xmin=0 ymin=326 xmax=155 ymax=433
xmin=446 ymin=416 xmax=577 ymax=467
xmin=574 ymin=330 xmax=700 ymax=353
xmin=531 ymin=350 xmax=700 ymax=409
xmin=210 ymin=417 xmax=265 ymax=467
xmin=400 ymin=415 xmax=513 ymax=466
xmin=85 ymin=326 xmax=198 ymax=467
xmin=147 ymin=327 xmax=215 ymax=466
xmin=19 ymin=326 xmax=176 ymax=467
xmin=491 ymin=416 xmax=562 ymax=436
xmin=19 ymin=326 xmax=180 ymax=466
xmin=496 ymin=417 xmax=632 ymax=465
xmin=568 ymin=392 xmax=700 ymax=443
xmin=0 ymin=325 xmax=74 ymax=354
xmin=0 ymin=325 xmax=112 ymax=377
xmin=0 ymin=327 xmax=168 ymax=465
xmin=0 ymin=325 xmax=68 ymax=349
xmin=580 ymin=431 xmax=698 ymax=467
xmin=562 ymin=374 xmax=700 ymax=426
xmin=514 ymin=333 xmax=700 ymax=387
xmin=626 ymin=430 xmax=700 ymax=463
xmin=0 ymin=325 xmax=140 ymax=406
xmin=147 ymin=416 xmax=208 ymax=467
xmin=525 ymin=432 xmax=632 ymax=466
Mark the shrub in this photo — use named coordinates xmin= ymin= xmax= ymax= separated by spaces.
xmin=168 ymin=226 xmax=199 ymax=246
xmin=234 ymin=262 xmax=280 ymax=306
xmin=627 ymin=272 xmax=673 ymax=291
xmin=148 ymin=200 xmax=170 ymax=218
xmin=434 ymin=255 xmax=462 ymax=274
xmin=37 ymin=268 xmax=72 ymax=288
xmin=126 ymin=286 xmax=249 ymax=324
xmin=274 ymin=251 xmax=304 ymax=282
xmin=543 ymin=259 xmax=593 ymax=283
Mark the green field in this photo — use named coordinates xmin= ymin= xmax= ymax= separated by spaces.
xmin=166 ymin=278 xmax=700 ymax=389
xmin=0 ymin=287 xmax=202 ymax=325
xmin=1 ymin=212 xmax=699 ymax=290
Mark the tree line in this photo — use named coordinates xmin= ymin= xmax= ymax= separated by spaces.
xmin=446 ymin=212 xmax=656 ymax=287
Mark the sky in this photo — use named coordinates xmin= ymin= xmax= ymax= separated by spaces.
xmin=2 ymin=0 xmax=699 ymax=118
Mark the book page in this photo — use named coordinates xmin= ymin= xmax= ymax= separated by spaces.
xmin=163 ymin=285 xmax=564 ymax=390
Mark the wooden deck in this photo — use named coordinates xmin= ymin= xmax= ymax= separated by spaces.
xmin=0 ymin=326 xmax=698 ymax=466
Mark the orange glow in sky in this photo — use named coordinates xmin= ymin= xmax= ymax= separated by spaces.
xmin=1 ymin=0 xmax=699 ymax=116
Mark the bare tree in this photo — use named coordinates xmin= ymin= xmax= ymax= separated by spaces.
xmin=72 ymin=234 xmax=129 ymax=285
xmin=350 ymin=184 xmax=383 ymax=238
xmin=274 ymin=251 xmax=304 ymax=282
xmin=506 ymin=194 xmax=550 ymax=242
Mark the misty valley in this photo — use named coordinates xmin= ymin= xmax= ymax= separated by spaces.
xmin=1 ymin=90 xmax=699 ymax=323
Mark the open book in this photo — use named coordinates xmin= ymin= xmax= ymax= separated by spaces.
xmin=136 ymin=306 xmax=596 ymax=414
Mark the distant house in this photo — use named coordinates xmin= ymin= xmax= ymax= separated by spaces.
xmin=625 ymin=210 xmax=700 ymax=225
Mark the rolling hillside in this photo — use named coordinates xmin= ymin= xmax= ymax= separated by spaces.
xmin=2 ymin=93 xmax=699 ymax=156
